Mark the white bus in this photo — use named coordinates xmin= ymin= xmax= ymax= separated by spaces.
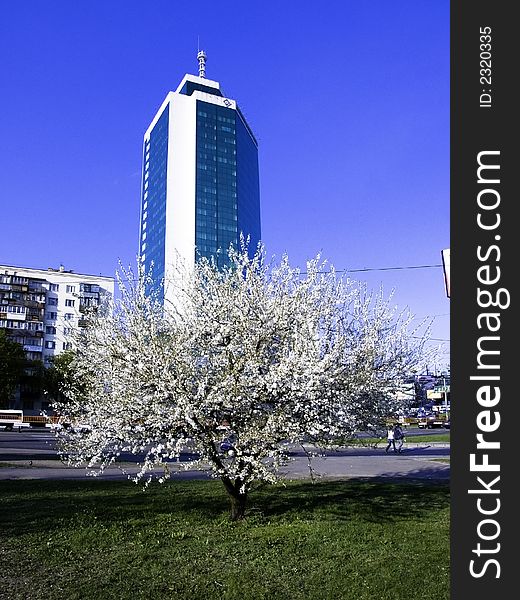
xmin=0 ymin=409 xmax=24 ymax=431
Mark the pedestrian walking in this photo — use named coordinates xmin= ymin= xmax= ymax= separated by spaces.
xmin=394 ymin=424 xmax=405 ymax=453
xmin=385 ymin=424 xmax=396 ymax=453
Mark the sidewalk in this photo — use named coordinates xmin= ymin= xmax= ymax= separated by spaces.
xmin=0 ymin=443 xmax=450 ymax=482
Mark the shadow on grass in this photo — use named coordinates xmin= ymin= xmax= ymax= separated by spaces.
xmin=255 ymin=476 xmax=449 ymax=524
xmin=0 ymin=478 xmax=228 ymax=535
xmin=0 ymin=468 xmax=449 ymax=538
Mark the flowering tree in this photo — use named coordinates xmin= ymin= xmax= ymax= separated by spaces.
xmin=56 ymin=243 xmax=430 ymax=520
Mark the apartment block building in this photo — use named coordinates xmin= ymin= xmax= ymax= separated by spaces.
xmin=0 ymin=264 xmax=114 ymax=412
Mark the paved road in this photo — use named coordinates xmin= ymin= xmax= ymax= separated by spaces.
xmin=0 ymin=429 xmax=450 ymax=482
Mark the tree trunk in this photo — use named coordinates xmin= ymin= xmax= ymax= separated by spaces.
xmin=221 ymin=477 xmax=248 ymax=521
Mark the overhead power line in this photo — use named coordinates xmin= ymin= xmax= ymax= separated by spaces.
xmin=293 ymin=263 xmax=444 ymax=276
xmin=118 ymin=263 xmax=444 ymax=282
xmin=316 ymin=263 xmax=443 ymax=275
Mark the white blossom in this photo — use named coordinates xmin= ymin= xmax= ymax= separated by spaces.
xmin=54 ymin=241 xmax=433 ymax=519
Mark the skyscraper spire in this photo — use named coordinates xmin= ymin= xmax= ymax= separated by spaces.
xmin=197 ymin=50 xmax=207 ymax=78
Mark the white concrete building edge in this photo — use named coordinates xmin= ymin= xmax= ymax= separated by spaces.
xmin=165 ymin=92 xmax=197 ymax=290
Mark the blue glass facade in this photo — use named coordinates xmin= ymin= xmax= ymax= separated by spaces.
xmin=140 ymin=105 xmax=169 ymax=301
xmin=195 ymin=100 xmax=260 ymax=268
xmin=236 ymin=110 xmax=261 ymax=255
xmin=139 ymin=75 xmax=261 ymax=303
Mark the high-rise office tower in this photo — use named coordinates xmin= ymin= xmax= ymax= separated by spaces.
xmin=139 ymin=52 xmax=261 ymax=303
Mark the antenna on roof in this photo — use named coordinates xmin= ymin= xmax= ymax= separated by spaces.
xmin=197 ymin=49 xmax=207 ymax=79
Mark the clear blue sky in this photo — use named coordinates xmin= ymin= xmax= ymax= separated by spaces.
xmin=0 ymin=1 xmax=450 ymax=370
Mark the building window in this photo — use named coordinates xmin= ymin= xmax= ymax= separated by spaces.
xmin=80 ymin=297 xmax=99 ymax=308
xmin=7 ymin=305 xmax=25 ymax=314
xmin=80 ymin=283 xmax=100 ymax=293
xmin=63 ymin=342 xmax=73 ymax=350
xmin=45 ymin=341 xmax=56 ymax=349
xmin=49 ymin=283 xmax=59 ymax=292
xmin=64 ymin=313 xmax=74 ymax=321
xmin=63 ymin=327 xmax=73 ymax=335
xmin=45 ymin=326 xmax=56 ymax=335
xmin=46 ymin=312 xmax=57 ymax=320
xmin=65 ymin=299 xmax=75 ymax=307
xmin=47 ymin=297 xmax=58 ymax=306
xmin=66 ymin=285 xmax=76 ymax=293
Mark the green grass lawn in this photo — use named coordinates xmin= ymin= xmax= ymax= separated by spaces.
xmin=406 ymin=433 xmax=450 ymax=443
xmin=346 ymin=432 xmax=450 ymax=445
xmin=0 ymin=478 xmax=449 ymax=600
